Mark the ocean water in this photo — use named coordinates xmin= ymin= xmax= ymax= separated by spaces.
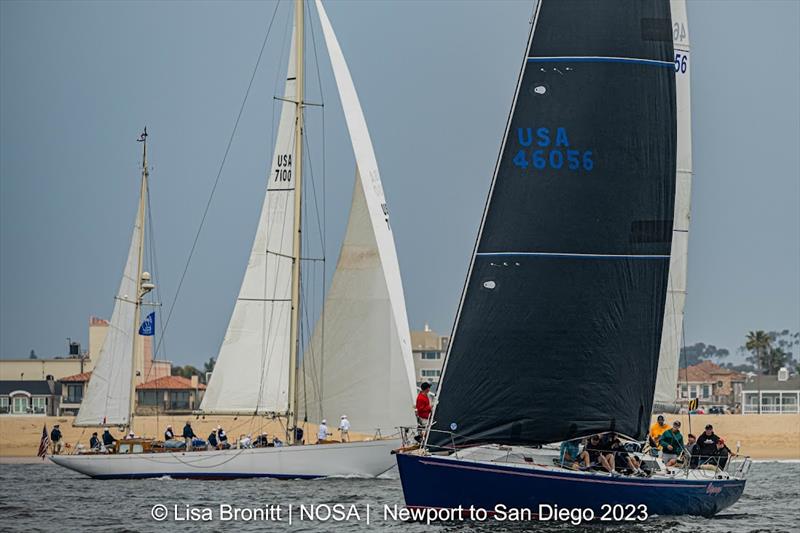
xmin=0 ymin=461 xmax=797 ymax=532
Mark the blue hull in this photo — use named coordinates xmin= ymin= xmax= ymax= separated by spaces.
xmin=396 ymin=453 xmax=745 ymax=518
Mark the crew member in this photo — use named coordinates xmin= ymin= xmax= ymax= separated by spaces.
xmin=711 ymin=439 xmax=735 ymax=470
xmin=659 ymin=421 xmax=685 ymax=466
xmin=89 ymin=432 xmax=101 ymax=451
xmin=695 ymin=424 xmax=720 ymax=465
xmin=649 ymin=415 xmax=669 ymax=450
xmin=318 ymin=419 xmax=329 ymax=443
xmin=182 ymin=421 xmax=196 ymax=451
xmin=217 ymin=425 xmax=229 ymax=449
xmin=339 ymin=415 xmax=351 ymax=442
xmin=207 ymin=429 xmax=218 ymax=450
xmin=164 ymin=425 xmax=175 ymax=441
xmin=416 ymin=382 xmax=432 ymax=429
xmin=102 ymin=427 xmax=116 ymax=449
xmin=50 ymin=424 xmax=63 ymax=455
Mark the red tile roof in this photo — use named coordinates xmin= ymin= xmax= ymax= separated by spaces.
xmin=136 ymin=375 xmax=206 ymax=390
xmin=678 ymin=361 xmax=746 ymax=383
xmin=60 ymin=371 xmax=92 ymax=383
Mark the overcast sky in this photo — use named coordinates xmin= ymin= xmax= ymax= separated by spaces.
xmin=1 ymin=1 xmax=798 ymax=366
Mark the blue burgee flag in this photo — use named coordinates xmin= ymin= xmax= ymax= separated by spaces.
xmin=139 ymin=312 xmax=155 ymax=336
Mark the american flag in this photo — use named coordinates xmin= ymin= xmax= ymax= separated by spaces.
xmin=37 ymin=424 xmax=49 ymax=459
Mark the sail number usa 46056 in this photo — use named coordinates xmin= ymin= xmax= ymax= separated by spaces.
xmin=512 ymin=127 xmax=593 ymax=172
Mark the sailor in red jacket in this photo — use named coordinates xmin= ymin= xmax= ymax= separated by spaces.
xmin=415 ymin=382 xmax=432 ymax=429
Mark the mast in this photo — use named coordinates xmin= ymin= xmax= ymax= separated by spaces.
xmin=287 ymin=0 xmax=305 ymax=442
xmin=129 ymin=127 xmax=149 ymax=430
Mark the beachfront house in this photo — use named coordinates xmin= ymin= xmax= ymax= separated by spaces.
xmin=742 ymin=368 xmax=800 ymax=414
xmin=0 ymin=378 xmax=61 ymax=416
xmin=59 ymin=371 xmax=92 ymax=415
xmin=135 ymin=375 xmax=206 ymax=415
xmin=676 ymin=360 xmax=746 ymax=409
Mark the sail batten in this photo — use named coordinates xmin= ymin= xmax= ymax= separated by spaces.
xmin=429 ymin=0 xmax=677 ymax=448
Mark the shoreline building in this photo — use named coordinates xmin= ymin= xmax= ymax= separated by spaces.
xmin=677 ymin=361 xmax=746 ymax=409
xmin=410 ymin=324 xmax=449 ymax=391
xmin=742 ymin=368 xmax=799 ymax=414
xmin=1 ymin=316 xmax=170 ymax=416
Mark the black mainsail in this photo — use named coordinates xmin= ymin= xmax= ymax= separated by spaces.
xmin=429 ymin=0 xmax=677 ymax=448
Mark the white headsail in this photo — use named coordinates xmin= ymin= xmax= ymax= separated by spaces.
xmin=200 ymin=27 xmax=298 ymax=415
xmin=75 ymin=207 xmax=142 ymax=426
xmin=654 ymin=0 xmax=692 ymax=410
xmin=298 ymin=1 xmax=417 ymax=433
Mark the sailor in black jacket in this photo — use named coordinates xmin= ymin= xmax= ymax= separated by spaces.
xmin=183 ymin=422 xmax=196 ymax=450
xmin=50 ymin=424 xmax=63 ymax=454
xmin=695 ymin=424 xmax=720 ymax=463
xmin=102 ymin=428 xmax=115 ymax=448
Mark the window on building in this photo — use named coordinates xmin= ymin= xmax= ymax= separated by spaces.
xmin=689 ymin=385 xmax=698 ymax=398
xmin=421 ymin=369 xmax=441 ymax=378
xmin=31 ymin=397 xmax=46 ymax=414
xmin=66 ymin=384 xmax=83 ymax=404
xmin=680 ymin=384 xmax=688 ymax=399
xmin=702 ymin=385 xmax=711 ymax=399
xmin=138 ymin=390 xmax=159 ymax=406
xmin=12 ymin=396 xmax=29 ymax=414
xmin=0 ymin=397 xmax=8 ymax=414
xmin=169 ymin=391 xmax=191 ymax=410
xmin=421 ymin=352 xmax=441 ymax=360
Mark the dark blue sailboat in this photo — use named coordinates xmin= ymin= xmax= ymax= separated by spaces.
xmin=395 ymin=0 xmax=748 ymax=518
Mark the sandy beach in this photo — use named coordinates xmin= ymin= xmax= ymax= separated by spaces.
xmin=0 ymin=413 xmax=797 ymax=459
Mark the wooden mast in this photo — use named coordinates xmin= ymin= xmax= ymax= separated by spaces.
xmin=129 ymin=127 xmax=149 ymax=431
xmin=287 ymin=0 xmax=305 ymax=443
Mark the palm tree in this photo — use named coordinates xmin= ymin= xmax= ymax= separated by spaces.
xmin=745 ymin=330 xmax=772 ymax=413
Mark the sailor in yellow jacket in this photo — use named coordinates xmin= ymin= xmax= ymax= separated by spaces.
xmin=648 ymin=415 xmax=670 ymax=449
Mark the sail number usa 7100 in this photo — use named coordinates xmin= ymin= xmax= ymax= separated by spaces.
xmin=511 ymin=127 xmax=594 ymax=172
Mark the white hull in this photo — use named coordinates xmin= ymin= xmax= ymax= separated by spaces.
xmin=50 ymin=439 xmax=401 ymax=479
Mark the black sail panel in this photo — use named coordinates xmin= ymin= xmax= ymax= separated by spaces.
xmin=429 ymin=0 xmax=676 ymax=448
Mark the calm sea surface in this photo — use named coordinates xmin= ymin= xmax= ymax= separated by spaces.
xmin=0 ymin=461 xmax=797 ymax=532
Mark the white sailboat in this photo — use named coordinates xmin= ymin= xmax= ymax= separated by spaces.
xmin=51 ymin=0 xmax=416 ymax=479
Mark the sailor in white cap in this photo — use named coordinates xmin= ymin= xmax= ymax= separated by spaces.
xmin=338 ymin=415 xmax=351 ymax=442
xmin=318 ymin=419 xmax=329 ymax=443
xmin=164 ymin=425 xmax=175 ymax=441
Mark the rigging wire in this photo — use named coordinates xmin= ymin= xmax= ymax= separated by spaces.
xmin=153 ymin=0 xmax=282 ymax=359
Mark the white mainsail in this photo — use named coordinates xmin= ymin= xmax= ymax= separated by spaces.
xmin=654 ymin=0 xmax=693 ymax=409
xmin=200 ymin=28 xmax=298 ymax=415
xmin=75 ymin=207 xmax=142 ymax=426
xmin=298 ymin=1 xmax=417 ymax=433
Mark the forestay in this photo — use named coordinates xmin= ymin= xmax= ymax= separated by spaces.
xmin=429 ymin=0 xmax=677 ymax=448
xmin=654 ymin=0 xmax=692 ymax=411
xmin=298 ymin=1 xmax=416 ymax=433
xmin=200 ymin=27 xmax=298 ymax=415
xmin=75 ymin=207 xmax=141 ymax=426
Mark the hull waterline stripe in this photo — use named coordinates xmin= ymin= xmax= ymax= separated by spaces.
xmin=528 ymin=56 xmax=674 ymax=68
xmin=418 ymin=459 xmax=745 ymax=489
xmin=476 ymin=252 xmax=670 ymax=259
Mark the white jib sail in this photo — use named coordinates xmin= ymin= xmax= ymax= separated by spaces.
xmin=75 ymin=206 xmax=142 ymax=426
xmin=200 ymin=27 xmax=297 ymax=415
xmin=299 ymin=1 xmax=416 ymax=433
xmin=655 ymin=0 xmax=692 ymax=408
